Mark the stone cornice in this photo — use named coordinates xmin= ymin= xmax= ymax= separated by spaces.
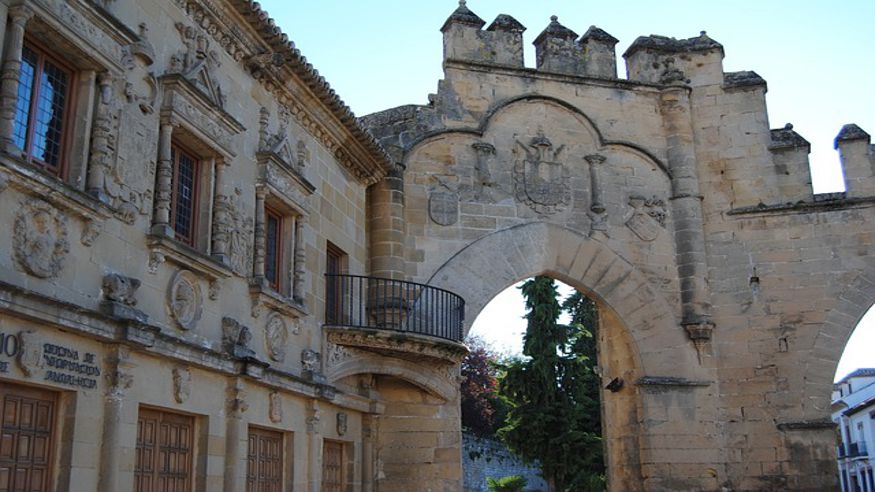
xmin=172 ymin=0 xmax=391 ymax=185
xmin=0 ymin=279 xmax=374 ymax=412
xmin=325 ymin=326 xmax=469 ymax=364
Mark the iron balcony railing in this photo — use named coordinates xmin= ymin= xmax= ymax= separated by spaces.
xmin=838 ymin=441 xmax=869 ymax=459
xmin=324 ymin=274 xmax=465 ymax=342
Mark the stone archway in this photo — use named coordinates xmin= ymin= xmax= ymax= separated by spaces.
xmin=426 ymin=221 xmax=715 ymax=490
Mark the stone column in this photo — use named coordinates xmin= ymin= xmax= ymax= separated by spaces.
xmin=585 ymin=153 xmax=608 ymax=232
xmin=306 ymin=399 xmax=322 ymax=492
xmin=98 ymin=346 xmax=133 ymax=492
xmin=660 ymin=84 xmax=714 ymax=358
xmin=362 ymin=414 xmax=375 ymax=492
xmin=223 ymin=379 xmax=248 ymax=492
xmin=0 ymin=4 xmax=33 ymax=153
xmin=151 ymin=122 xmax=175 ymax=237
xmin=87 ymin=73 xmax=114 ymax=204
xmin=210 ymin=158 xmax=229 ymax=263
xmin=292 ymin=216 xmax=306 ymax=303
xmin=367 ymin=162 xmax=406 ymax=279
xmin=253 ymin=186 xmax=267 ymax=280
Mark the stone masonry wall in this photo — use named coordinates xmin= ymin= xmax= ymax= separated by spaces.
xmin=462 ymin=433 xmax=548 ymax=492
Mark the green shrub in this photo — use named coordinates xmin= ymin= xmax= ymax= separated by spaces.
xmin=486 ymin=475 xmax=527 ymax=492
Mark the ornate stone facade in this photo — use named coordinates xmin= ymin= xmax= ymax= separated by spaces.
xmin=0 ymin=1 xmax=868 ymax=491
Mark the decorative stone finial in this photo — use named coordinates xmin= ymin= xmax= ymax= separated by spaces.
xmin=551 ymin=15 xmax=558 ymax=22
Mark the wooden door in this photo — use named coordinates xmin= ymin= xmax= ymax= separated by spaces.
xmin=135 ymin=408 xmax=194 ymax=492
xmin=321 ymin=440 xmax=345 ymax=492
xmin=0 ymin=383 xmax=56 ymax=492
xmin=246 ymin=427 xmax=283 ymax=492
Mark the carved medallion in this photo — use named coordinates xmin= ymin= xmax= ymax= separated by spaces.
xmin=17 ymin=330 xmax=45 ymax=378
xmin=172 ymin=366 xmax=191 ymax=403
xmin=625 ymin=196 xmax=668 ymax=242
xmin=13 ymin=199 xmax=70 ymax=278
xmin=264 ymin=313 xmax=288 ymax=363
xmin=429 ymin=191 xmax=459 ymax=226
xmin=513 ymin=131 xmax=570 ymax=214
xmin=167 ymin=270 xmax=203 ymax=331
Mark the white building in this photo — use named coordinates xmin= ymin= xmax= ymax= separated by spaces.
xmin=833 ymin=368 xmax=875 ymax=492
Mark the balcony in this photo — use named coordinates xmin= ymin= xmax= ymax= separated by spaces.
xmin=324 ymin=274 xmax=467 ymax=362
xmin=838 ymin=441 xmax=869 ymax=459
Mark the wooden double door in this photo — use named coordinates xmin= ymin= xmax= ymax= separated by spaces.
xmin=0 ymin=383 xmax=57 ymax=492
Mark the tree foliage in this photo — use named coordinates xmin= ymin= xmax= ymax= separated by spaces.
xmin=497 ymin=277 xmax=605 ymax=491
xmin=460 ymin=336 xmax=506 ymax=437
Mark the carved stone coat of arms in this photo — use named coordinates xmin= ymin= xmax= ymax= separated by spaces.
xmin=513 ymin=131 xmax=571 ymax=214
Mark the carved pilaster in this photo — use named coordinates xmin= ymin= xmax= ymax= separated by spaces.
xmin=151 ymin=123 xmax=175 ymax=236
xmin=253 ymin=186 xmax=267 ymax=280
xmin=99 ymin=346 xmax=134 ymax=492
xmin=211 ymin=158 xmax=228 ymax=263
xmin=0 ymin=5 xmax=34 ymax=153
xmin=224 ymin=379 xmax=248 ymax=492
xmin=292 ymin=216 xmax=306 ymax=303
xmin=87 ymin=73 xmax=115 ymax=204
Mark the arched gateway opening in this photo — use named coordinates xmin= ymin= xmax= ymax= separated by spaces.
xmin=428 ymin=222 xmax=714 ymax=490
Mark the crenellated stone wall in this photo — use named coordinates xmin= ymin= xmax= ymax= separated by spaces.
xmin=361 ymin=2 xmax=875 ymax=490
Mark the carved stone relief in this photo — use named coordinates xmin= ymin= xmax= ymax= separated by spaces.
xmin=169 ymin=21 xmax=226 ymax=109
xmin=336 ymin=413 xmax=348 ymax=436
xmin=625 ymin=195 xmax=668 ymax=242
xmin=428 ymin=188 xmax=459 ymax=226
xmin=222 ymin=317 xmax=255 ymax=359
xmin=216 ymin=188 xmax=253 ymax=276
xmin=513 ymin=131 xmax=571 ymax=214
xmin=13 ymin=199 xmax=70 ymax=278
xmin=326 ymin=342 xmax=354 ymax=367
xmin=269 ymin=391 xmax=283 ymax=423
xmin=172 ymin=366 xmax=191 ymax=403
xmin=17 ymin=330 xmax=45 ymax=378
xmin=81 ymin=220 xmax=102 ymax=246
xmin=301 ymin=349 xmax=321 ymax=373
xmin=167 ymin=270 xmax=203 ymax=331
xmin=102 ymin=273 xmax=141 ymax=306
xmin=264 ymin=313 xmax=288 ymax=363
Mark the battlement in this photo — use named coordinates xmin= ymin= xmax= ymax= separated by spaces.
xmin=623 ymin=32 xmax=725 ymax=86
xmin=835 ymin=124 xmax=875 ymax=198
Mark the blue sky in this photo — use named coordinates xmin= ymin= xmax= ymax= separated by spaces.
xmin=260 ymin=1 xmax=875 ymax=380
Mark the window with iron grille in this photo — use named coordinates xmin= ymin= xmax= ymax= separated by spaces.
xmin=13 ymin=40 xmax=74 ymax=176
xmin=265 ymin=207 xmax=283 ymax=291
xmin=170 ymin=144 xmax=200 ymax=247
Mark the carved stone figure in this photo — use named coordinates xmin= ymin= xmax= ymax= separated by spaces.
xmin=216 ymin=189 xmax=254 ymax=277
xmin=513 ymin=131 xmax=570 ymax=214
xmin=269 ymin=391 xmax=283 ymax=423
xmin=336 ymin=412 xmax=348 ymax=436
xmin=301 ymin=349 xmax=324 ymax=382
xmin=169 ymin=21 xmax=226 ymax=108
xmin=80 ymin=220 xmax=102 ymax=246
xmin=167 ymin=270 xmax=203 ymax=331
xmin=172 ymin=366 xmax=191 ymax=403
xmin=17 ymin=330 xmax=45 ymax=378
xmin=103 ymin=273 xmax=141 ymax=306
xmin=222 ymin=317 xmax=255 ymax=359
xmin=13 ymin=199 xmax=70 ymax=278
xmin=264 ymin=313 xmax=288 ymax=363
